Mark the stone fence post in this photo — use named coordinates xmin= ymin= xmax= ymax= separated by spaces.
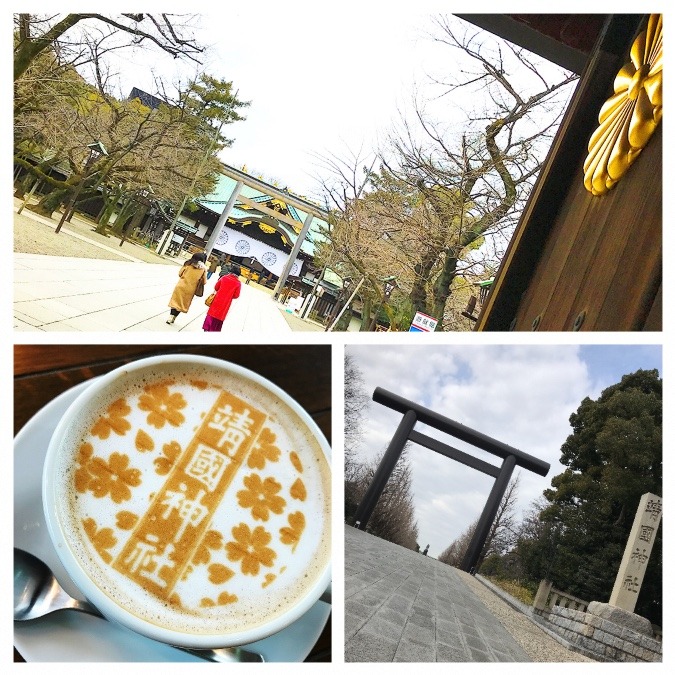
xmin=533 ymin=579 xmax=553 ymax=612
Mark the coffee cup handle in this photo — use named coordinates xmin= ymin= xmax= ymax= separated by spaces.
xmin=319 ymin=582 xmax=331 ymax=605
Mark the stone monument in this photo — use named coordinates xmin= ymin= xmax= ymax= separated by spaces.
xmin=544 ymin=492 xmax=662 ymax=662
xmin=609 ymin=492 xmax=662 ymax=612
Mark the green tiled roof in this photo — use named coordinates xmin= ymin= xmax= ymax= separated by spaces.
xmin=196 ymin=172 xmax=328 ymax=256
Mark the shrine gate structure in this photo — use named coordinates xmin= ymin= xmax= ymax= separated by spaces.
xmin=353 ymin=388 xmax=550 ymax=573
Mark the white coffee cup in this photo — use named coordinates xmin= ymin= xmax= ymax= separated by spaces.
xmin=42 ymin=354 xmax=331 ymax=648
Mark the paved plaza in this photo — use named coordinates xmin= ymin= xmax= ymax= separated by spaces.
xmin=345 ymin=526 xmax=532 ymax=662
xmin=13 ymin=201 xmax=321 ymax=333
xmin=343 ymin=525 xmax=595 ymax=663
xmin=14 ymin=253 xmax=298 ymax=333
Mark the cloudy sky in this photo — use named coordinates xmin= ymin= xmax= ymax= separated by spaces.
xmin=345 ymin=343 xmax=662 ymax=557
xmin=100 ymin=2 xmax=573 ymax=198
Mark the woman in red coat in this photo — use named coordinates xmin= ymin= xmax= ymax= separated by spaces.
xmin=202 ymin=263 xmax=242 ymax=332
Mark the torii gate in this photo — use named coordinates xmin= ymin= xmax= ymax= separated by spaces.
xmin=203 ymin=164 xmax=330 ymax=300
xmin=353 ymin=388 xmax=551 ymax=573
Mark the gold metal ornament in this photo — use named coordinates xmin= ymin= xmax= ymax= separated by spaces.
xmin=583 ymin=14 xmax=662 ymax=196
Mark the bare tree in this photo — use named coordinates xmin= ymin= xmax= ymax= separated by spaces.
xmin=314 ymin=150 xmax=493 ymax=331
xmin=437 ymin=521 xmax=476 ymax=567
xmin=14 ymin=13 xmax=204 ymax=82
xmin=386 ymin=19 xmax=577 ymax=325
xmin=344 ymin=352 xmax=370 ymax=480
xmin=344 ymin=352 xmax=371 ymax=523
xmin=438 ymin=473 xmax=520 ymax=569
xmin=312 ymin=147 xmax=391 ymax=329
xmin=318 ymin=16 xmax=578 ymax=330
xmin=347 ymin=444 xmax=419 ymax=551
xmin=14 ymin=36 xmax=247 ymax=223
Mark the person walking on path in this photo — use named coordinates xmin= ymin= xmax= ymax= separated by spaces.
xmin=206 ymin=254 xmax=220 ymax=280
xmin=167 ymin=251 xmax=207 ymax=324
xmin=202 ymin=263 xmax=242 ymax=332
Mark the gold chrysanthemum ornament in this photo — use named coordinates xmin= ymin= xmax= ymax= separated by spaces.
xmin=584 ymin=14 xmax=662 ymax=196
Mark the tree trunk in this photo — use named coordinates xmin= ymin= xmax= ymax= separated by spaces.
xmin=27 ymin=189 xmax=68 ymax=218
xmin=360 ymin=297 xmax=373 ymax=331
xmin=95 ymin=200 xmax=118 ymax=232
xmin=335 ymin=309 xmax=352 ymax=332
xmin=108 ymin=198 xmax=136 ymax=235
xmin=112 ymin=214 xmax=130 ymax=235
xmin=410 ymin=247 xmax=438 ymax=315
xmin=94 ymin=203 xmax=107 ymax=224
xmin=432 ymin=250 xmax=460 ymax=326
xmin=13 ymin=173 xmax=33 ymax=199
xmin=14 ymin=14 xmax=84 ymax=81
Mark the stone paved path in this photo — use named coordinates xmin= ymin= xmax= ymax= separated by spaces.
xmin=345 ymin=526 xmax=532 ymax=662
xmin=14 ymin=253 xmax=295 ymax=333
xmin=13 ymin=200 xmax=323 ymax=333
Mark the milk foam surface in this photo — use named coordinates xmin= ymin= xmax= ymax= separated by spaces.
xmin=50 ymin=360 xmax=330 ymax=636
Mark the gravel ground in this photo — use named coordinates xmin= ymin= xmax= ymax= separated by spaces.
xmin=14 ymin=205 xmax=179 ymax=265
xmin=278 ymin=309 xmax=325 ymax=332
xmin=461 ymin=572 xmax=593 ymax=662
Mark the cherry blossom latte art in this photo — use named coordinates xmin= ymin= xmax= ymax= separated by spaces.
xmin=44 ymin=357 xmax=330 ymax=644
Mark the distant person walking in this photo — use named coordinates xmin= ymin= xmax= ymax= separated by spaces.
xmin=202 ymin=263 xmax=242 ymax=332
xmin=166 ymin=252 xmax=207 ymax=325
xmin=206 ymin=254 xmax=220 ymax=280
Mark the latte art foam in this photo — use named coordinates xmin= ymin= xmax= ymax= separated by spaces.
xmin=49 ymin=360 xmax=330 ymax=636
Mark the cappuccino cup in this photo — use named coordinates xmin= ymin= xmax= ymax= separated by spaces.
xmin=42 ymin=354 xmax=331 ymax=649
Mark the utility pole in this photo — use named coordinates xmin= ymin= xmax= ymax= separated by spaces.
xmin=327 ymin=277 xmax=364 ymax=331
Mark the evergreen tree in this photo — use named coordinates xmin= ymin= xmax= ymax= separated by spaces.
xmin=536 ymin=369 xmax=662 ymax=624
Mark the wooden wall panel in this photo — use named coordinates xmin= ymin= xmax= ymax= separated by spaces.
xmin=477 ymin=15 xmax=661 ymax=331
xmin=513 ymin=124 xmax=661 ymax=331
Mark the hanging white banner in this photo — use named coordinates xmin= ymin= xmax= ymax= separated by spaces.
xmin=212 ymin=225 xmax=302 ymax=277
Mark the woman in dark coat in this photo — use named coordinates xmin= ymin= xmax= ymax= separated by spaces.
xmin=202 ymin=263 xmax=242 ymax=332
xmin=167 ymin=252 xmax=207 ymax=325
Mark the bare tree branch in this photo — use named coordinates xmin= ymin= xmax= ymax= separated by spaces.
xmin=14 ymin=13 xmax=204 ymax=81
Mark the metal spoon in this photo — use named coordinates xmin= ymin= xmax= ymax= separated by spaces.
xmin=13 ymin=548 xmax=264 ymax=662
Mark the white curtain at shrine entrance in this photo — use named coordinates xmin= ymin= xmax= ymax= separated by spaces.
xmin=212 ymin=225 xmax=303 ymax=277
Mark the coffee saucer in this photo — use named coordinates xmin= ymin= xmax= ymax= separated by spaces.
xmin=14 ymin=379 xmax=331 ymax=662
